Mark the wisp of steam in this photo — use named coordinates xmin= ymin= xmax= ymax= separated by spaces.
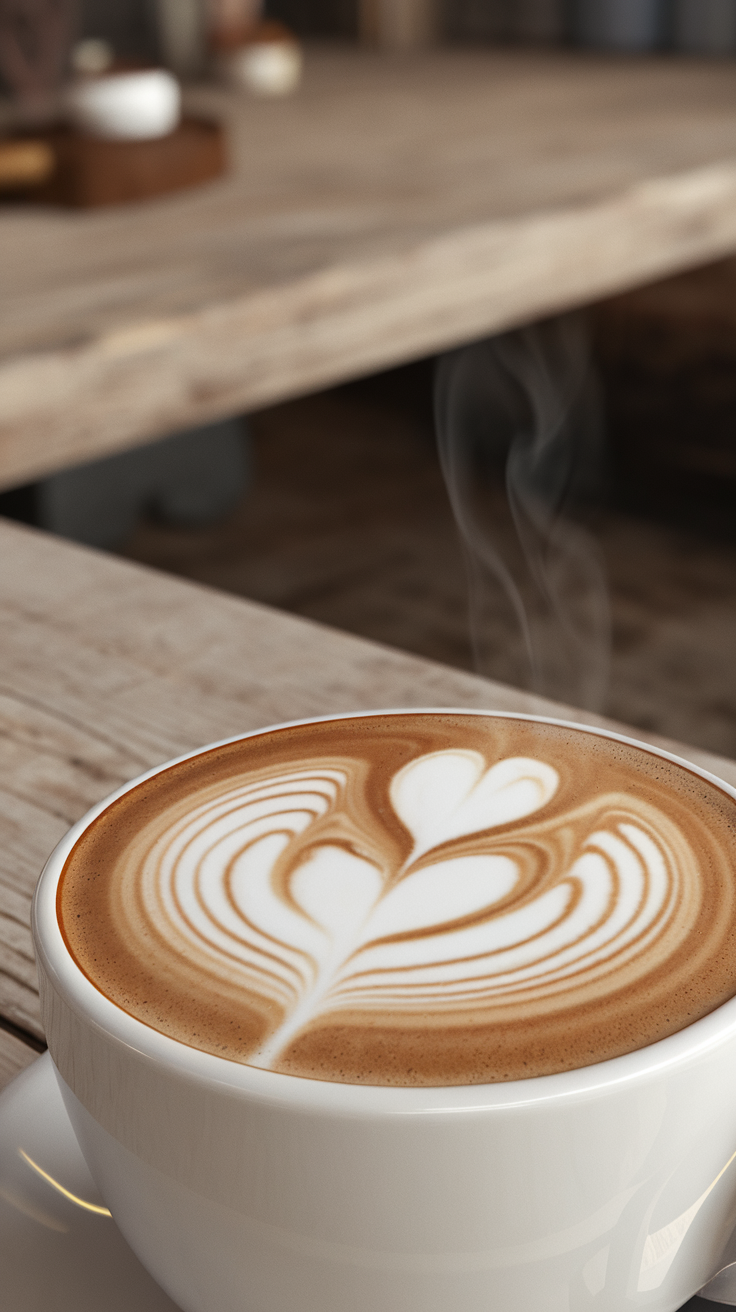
xmin=435 ymin=315 xmax=610 ymax=712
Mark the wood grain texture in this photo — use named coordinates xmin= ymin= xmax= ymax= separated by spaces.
xmin=1 ymin=518 xmax=735 ymax=1041
xmin=3 ymin=48 xmax=736 ymax=486
xmin=0 ymin=1028 xmax=39 ymax=1092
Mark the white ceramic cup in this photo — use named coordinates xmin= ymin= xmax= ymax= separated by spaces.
xmin=64 ymin=69 xmax=181 ymax=141
xmin=32 ymin=711 xmax=736 ymax=1312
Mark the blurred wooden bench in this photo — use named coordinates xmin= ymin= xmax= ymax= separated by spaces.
xmin=3 ymin=46 xmax=736 ymax=488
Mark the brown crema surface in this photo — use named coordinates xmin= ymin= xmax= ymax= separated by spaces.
xmin=58 ymin=714 xmax=736 ymax=1086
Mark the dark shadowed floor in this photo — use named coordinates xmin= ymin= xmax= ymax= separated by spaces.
xmin=122 ymin=352 xmax=736 ymax=759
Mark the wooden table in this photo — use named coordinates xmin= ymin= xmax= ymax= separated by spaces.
xmin=2 ymin=515 xmax=736 ymax=1088
xmin=3 ymin=47 xmax=736 ymax=489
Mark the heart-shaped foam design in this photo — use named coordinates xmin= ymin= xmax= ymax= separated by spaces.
xmin=116 ymin=747 xmax=691 ymax=1073
xmin=391 ymin=751 xmax=560 ymax=859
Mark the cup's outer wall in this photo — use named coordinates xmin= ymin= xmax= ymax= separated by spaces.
xmin=36 ymin=924 xmax=736 ymax=1312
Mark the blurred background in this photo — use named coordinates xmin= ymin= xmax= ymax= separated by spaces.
xmin=115 ymin=269 xmax=736 ymax=760
xmin=22 ymin=1 xmax=736 ymax=54
xmin=4 ymin=1 xmax=736 ymax=74
xmin=1 ymin=0 xmax=736 ymax=759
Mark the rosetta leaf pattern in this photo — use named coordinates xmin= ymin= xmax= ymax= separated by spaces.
xmin=129 ymin=748 xmax=685 ymax=1075
xmin=249 ymin=752 xmax=561 ymax=1065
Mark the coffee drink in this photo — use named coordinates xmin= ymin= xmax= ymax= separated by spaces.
xmin=57 ymin=713 xmax=736 ymax=1087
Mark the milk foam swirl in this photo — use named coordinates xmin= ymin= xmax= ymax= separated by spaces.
xmin=110 ymin=748 xmax=696 ymax=1070
xmin=59 ymin=715 xmax=736 ymax=1085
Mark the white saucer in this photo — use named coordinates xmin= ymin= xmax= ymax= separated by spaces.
xmin=0 ymin=1053 xmax=731 ymax=1311
xmin=0 ymin=1053 xmax=180 ymax=1310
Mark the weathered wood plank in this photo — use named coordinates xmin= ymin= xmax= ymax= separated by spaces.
xmin=3 ymin=49 xmax=736 ymax=485
xmin=1 ymin=519 xmax=734 ymax=1039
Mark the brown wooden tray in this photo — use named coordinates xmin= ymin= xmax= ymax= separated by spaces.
xmin=13 ymin=116 xmax=226 ymax=208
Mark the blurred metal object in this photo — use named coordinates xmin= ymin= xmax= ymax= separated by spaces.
xmin=673 ymin=0 xmax=736 ymax=54
xmin=360 ymin=0 xmax=439 ymax=49
xmin=573 ymin=0 xmax=665 ymax=50
xmin=0 ymin=0 xmax=79 ymax=118
xmin=156 ymin=0 xmax=206 ymax=78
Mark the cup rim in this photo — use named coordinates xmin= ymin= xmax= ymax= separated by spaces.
xmin=33 ymin=707 xmax=736 ymax=1117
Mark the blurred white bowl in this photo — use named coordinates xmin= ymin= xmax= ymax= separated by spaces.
xmin=64 ymin=69 xmax=181 ymax=141
xmin=227 ymin=40 xmax=302 ymax=96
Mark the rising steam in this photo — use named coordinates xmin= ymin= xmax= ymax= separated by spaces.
xmin=435 ymin=315 xmax=610 ymax=711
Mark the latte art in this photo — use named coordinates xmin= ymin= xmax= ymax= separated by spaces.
xmin=58 ymin=715 xmax=736 ymax=1085
xmin=128 ymin=755 xmax=690 ymax=1070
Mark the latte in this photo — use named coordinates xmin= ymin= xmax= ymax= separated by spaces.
xmin=57 ymin=713 xmax=736 ymax=1086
